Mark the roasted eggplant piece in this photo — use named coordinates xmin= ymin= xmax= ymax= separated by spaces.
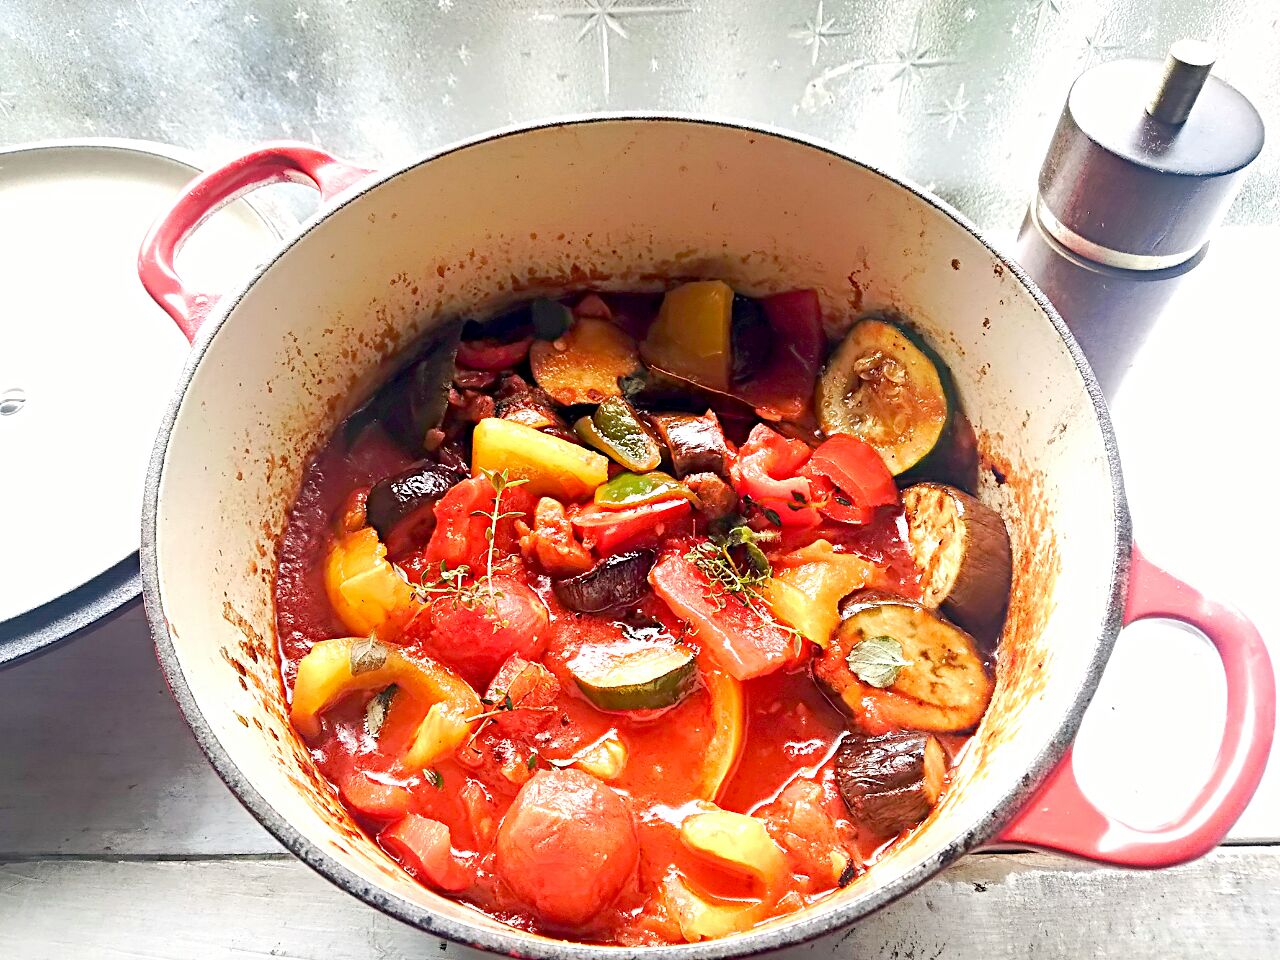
xmin=529 ymin=317 xmax=640 ymax=405
xmin=902 ymin=483 xmax=1011 ymax=645
xmin=835 ymin=731 xmax=946 ymax=837
xmin=366 ymin=459 xmax=466 ymax=557
xmin=815 ymin=593 xmax=993 ymax=732
xmin=345 ymin=317 xmax=464 ymax=452
xmin=552 ymin=549 xmax=656 ymax=614
xmin=649 ymin=411 xmax=732 ymax=480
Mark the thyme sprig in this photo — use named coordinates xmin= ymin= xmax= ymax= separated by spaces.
xmin=400 ymin=468 xmax=528 ymax=621
xmin=686 ymin=524 xmax=776 ymax=621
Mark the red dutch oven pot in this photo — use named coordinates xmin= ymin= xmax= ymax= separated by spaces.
xmin=137 ymin=120 xmax=1274 ymax=956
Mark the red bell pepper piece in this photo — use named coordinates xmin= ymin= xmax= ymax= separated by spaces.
xmin=739 ymin=290 xmax=824 ymax=421
xmin=380 ymin=815 xmax=473 ymax=891
xmin=571 ymin=498 xmax=693 ymax=555
xmin=730 ymin=424 xmax=821 ymax=527
xmin=456 ymin=336 xmax=533 ymax=371
xmin=649 ymin=546 xmax=802 ymax=681
xmin=801 ymin=434 xmax=898 ymax=525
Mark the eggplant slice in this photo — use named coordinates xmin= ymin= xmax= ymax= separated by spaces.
xmin=815 ymin=593 xmax=993 ymax=732
xmin=648 ymin=411 xmax=732 ymax=480
xmin=552 ymin=549 xmax=656 ymax=614
xmin=835 ymin=731 xmax=946 ymax=837
xmin=902 ymin=483 xmax=1012 ymax=645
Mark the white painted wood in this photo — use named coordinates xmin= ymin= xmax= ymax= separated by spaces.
xmin=0 ymin=606 xmax=279 ymax=857
xmin=0 ymin=850 xmax=1275 ymax=959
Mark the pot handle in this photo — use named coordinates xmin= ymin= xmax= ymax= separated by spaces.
xmin=138 ymin=141 xmax=374 ymax=341
xmin=997 ymin=545 xmax=1275 ymax=867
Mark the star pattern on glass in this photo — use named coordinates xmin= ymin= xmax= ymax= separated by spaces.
xmin=863 ymin=10 xmax=959 ymax=109
xmin=1083 ymin=20 xmax=1125 ymax=63
xmin=926 ymin=82 xmax=970 ymax=140
xmin=457 ymin=44 xmax=472 ymax=64
xmin=788 ymin=0 xmax=851 ymax=67
xmin=438 ymin=0 xmax=454 ymax=10
xmin=0 ymin=92 xmax=15 ymax=119
xmin=1028 ymin=0 xmax=1063 ymax=32
xmin=534 ymin=1 xmax=692 ymax=98
xmin=293 ymin=6 xmax=309 ymax=26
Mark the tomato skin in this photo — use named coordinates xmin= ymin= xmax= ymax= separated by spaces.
xmin=381 ymin=815 xmax=473 ymax=891
xmin=340 ymin=769 xmax=416 ymax=821
xmin=456 ymin=336 xmax=533 ymax=371
xmin=649 ymin=545 xmax=802 ymax=681
xmin=730 ymin=424 xmax=820 ymax=527
xmin=424 ymin=476 xmax=535 ymax=573
xmin=495 ymin=769 xmax=638 ymax=927
xmin=402 ymin=576 xmax=549 ymax=687
xmin=571 ymin=498 xmax=693 ymax=555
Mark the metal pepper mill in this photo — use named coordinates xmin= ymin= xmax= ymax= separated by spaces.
xmin=1016 ymin=39 xmax=1264 ymax=397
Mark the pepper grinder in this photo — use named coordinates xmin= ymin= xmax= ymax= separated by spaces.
xmin=1016 ymin=39 xmax=1264 ymax=397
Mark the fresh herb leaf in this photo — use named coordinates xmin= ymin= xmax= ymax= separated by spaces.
xmin=618 ymin=370 xmax=649 ymax=400
xmin=424 ymin=767 xmax=444 ymax=789
xmin=363 ymin=684 xmax=397 ymax=736
xmin=837 ymin=857 xmax=857 ymax=887
xmin=526 ymin=753 xmax=539 ymax=770
xmin=834 ymin=494 xmax=852 ymax=507
xmin=791 ymin=490 xmax=807 ymax=503
xmin=349 ymin=636 xmax=388 ymax=676
xmin=531 ymin=298 xmax=573 ymax=340
xmin=762 ymin=506 xmax=782 ymax=527
xmin=846 ymin=635 xmax=911 ymax=688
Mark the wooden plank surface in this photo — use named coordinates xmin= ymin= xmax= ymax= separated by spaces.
xmin=1 ymin=849 xmax=1276 ymax=959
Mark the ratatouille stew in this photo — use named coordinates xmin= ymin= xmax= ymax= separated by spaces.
xmin=275 ymin=282 xmax=1013 ymax=944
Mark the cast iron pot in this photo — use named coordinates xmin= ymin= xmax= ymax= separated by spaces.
xmin=137 ymin=117 xmax=1274 ymax=958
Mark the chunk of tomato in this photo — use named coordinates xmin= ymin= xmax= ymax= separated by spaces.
xmin=495 ymin=769 xmax=638 ymax=927
xmin=649 ymin=545 xmax=804 ymax=681
xmin=402 ymin=575 xmax=549 ymax=687
xmin=571 ymin=498 xmax=693 ymax=555
xmin=730 ymin=424 xmax=820 ymax=527
xmin=381 ymin=815 xmax=473 ymax=891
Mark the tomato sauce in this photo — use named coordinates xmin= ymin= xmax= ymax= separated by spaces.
xmin=271 ymin=287 xmax=1004 ymax=945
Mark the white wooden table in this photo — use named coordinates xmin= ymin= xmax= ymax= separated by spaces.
xmin=1 ymin=224 xmax=1277 ymax=958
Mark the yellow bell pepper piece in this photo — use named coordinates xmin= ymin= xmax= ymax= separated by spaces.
xmin=695 ymin=662 xmax=744 ymax=802
xmin=679 ymin=807 xmax=788 ymax=888
xmin=661 ymin=875 xmax=763 ymax=942
xmin=290 ymin=637 xmax=482 ymax=767
xmin=471 ymin=417 xmax=609 ymax=500
xmin=763 ymin=540 xmax=877 ymax=648
xmin=572 ymin=732 xmax=628 ymax=781
xmin=324 ymin=527 xmax=418 ymax=636
xmin=403 ymin=700 xmax=476 ymax=771
xmin=641 ymin=281 xmax=734 ymax=391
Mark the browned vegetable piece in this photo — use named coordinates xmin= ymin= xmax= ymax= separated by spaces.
xmin=902 ymin=482 xmax=1011 ymax=646
xmin=834 ymin=731 xmax=946 ymax=837
xmin=366 ymin=459 xmax=466 ymax=557
xmin=649 ymin=411 xmax=732 ymax=480
xmin=529 ymin=317 xmax=640 ymax=405
xmin=494 ymin=374 xmax=574 ymax=441
xmin=684 ymin=472 xmax=737 ymax=521
xmin=815 ymin=592 xmax=993 ymax=732
xmin=552 ymin=549 xmax=656 ymax=614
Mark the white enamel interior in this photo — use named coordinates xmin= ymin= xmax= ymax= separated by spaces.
xmin=147 ymin=119 xmax=1124 ymax=956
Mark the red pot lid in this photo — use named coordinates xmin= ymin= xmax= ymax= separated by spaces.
xmin=0 ymin=139 xmax=292 ymax=664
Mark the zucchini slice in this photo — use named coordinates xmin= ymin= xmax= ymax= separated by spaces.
xmin=814 ymin=593 xmax=993 ymax=732
xmin=835 ymin=731 xmax=947 ymax=837
xmin=902 ymin=483 xmax=1012 ymax=645
xmin=816 ymin=318 xmax=949 ymax=476
xmin=569 ymin=641 xmax=698 ymax=712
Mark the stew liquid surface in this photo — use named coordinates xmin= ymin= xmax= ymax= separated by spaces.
xmin=274 ymin=286 xmax=1008 ymax=945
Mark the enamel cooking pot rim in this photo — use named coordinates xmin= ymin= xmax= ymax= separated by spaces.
xmin=137 ymin=114 xmax=1272 ymax=959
